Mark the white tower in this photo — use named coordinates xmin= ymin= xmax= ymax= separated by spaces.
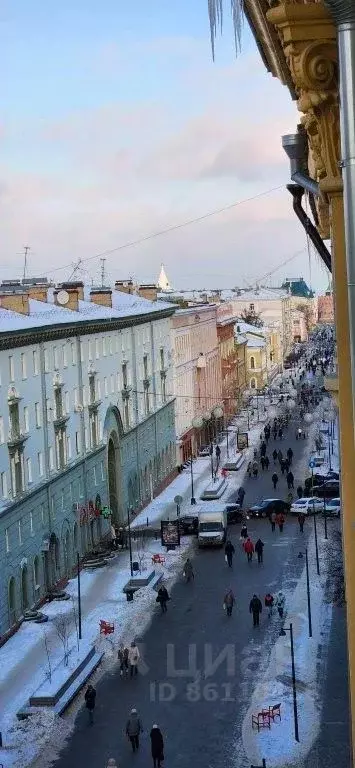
xmin=157 ymin=264 xmax=173 ymax=292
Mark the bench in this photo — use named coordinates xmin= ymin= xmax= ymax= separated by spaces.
xmin=99 ymin=620 xmax=114 ymax=636
xmin=251 ymin=711 xmax=271 ymax=730
xmin=262 ymin=703 xmax=281 ymax=722
xmin=151 ymin=554 xmax=166 ymax=565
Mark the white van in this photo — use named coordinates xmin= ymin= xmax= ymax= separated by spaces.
xmin=197 ymin=503 xmax=228 ymax=548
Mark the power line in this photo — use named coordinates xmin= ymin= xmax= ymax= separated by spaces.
xmin=45 ymin=184 xmax=285 ymax=276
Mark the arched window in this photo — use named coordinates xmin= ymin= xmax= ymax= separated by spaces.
xmin=73 ymin=522 xmax=79 ymax=554
xmin=21 ymin=565 xmax=29 ymax=612
xmin=250 ymin=378 xmax=256 ymax=389
xmin=250 ymin=356 xmax=255 ymax=370
xmin=8 ymin=576 xmax=16 ymax=626
xmin=33 ymin=556 xmax=41 ymax=601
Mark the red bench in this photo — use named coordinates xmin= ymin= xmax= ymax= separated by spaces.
xmin=99 ymin=620 xmax=114 ymax=636
xmin=151 ymin=554 xmax=166 ymax=565
xmin=252 ymin=711 xmax=271 ymax=730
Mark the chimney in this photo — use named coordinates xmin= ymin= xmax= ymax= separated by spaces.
xmin=54 ymin=285 xmax=80 ymax=312
xmin=115 ymin=280 xmax=134 ymax=295
xmin=0 ymin=291 xmax=29 ymax=315
xmin=137 ymin=284 xmax=158 ymax=302
xmin=90 ymin=286 xmax=112 ymax=308
xmin=58 ymin=281 xmax=84 ymax=300
xmin=27 ymin=285 xmax=48 ymax=302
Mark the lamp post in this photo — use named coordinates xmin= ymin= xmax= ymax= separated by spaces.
xmin=298 ymin=548 xmax=312 ymax=637
xmin=323 ymin=493 xmax=328 ymax=540
xmin=279 ymin=623 xmax=299 ymax=742
xmin=190 ymin=454 xmax=196 ymax=505
xmin=212 ymin=405 xmax=224 ymax=450
xmin=77 ymin=552 xmax=82 ymax=640
xmin=127 ymin=506 xmax=133 ymax=577
xmin=191 ymin=416 xmax=203 ymax=504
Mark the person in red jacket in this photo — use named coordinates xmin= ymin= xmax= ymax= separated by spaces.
xmin=243 ymin=537 xmax=254 ymax=563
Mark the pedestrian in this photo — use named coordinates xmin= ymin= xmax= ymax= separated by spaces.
xmin=215 ymin=444 xmax=221 ymax=460
xmin=265 ymin=592 xmax=274 ymax=618
xmin=128 ymin=641 xmax=140 ymax=677
xmin=273 ymin=428 xmax=277 ymax=440
xmin=252 ymin=460 xmax=259 ymax=478
xmin=249 ymin=594 xmax=263 ymax=627
xmin=280 ymin=459 xmax=286 ymax=475
xmin=150 ymin=724 xmax=164 ymax=768
xmin=84 ymin=684 xmax=96 ymax=725
xmin=278 ymin=450 xmax=283 ymax=464
xmin=284 ymin=458 xmax=290 ymax=473
xmin=240 ymin=523 xmax=248 ymax=540
xmin=276 ymin=511 xmax=285 ymax=532
xmin=118 ymin=643 xmax=129 ymax=677
xmin=247 ymin=461 xmax=252 ymax=478
xmin=225 ymin=539 xmax=235 ymax=568
xmin=183 ymin=558 xmax=194 ymax=581
xmin=260 ymin=441 xmax=267 ymax=458
xmin=253 ymin=448 xmax=258 ymax=460
xmin=255 ymin=538 xmax=264 ymax=564
xmin=243 ymin=537 xmax=254 ymax=563
xmin=278 ymin=427 xmax=283 ymax=440
xmin=270 ymin=509 xmax=277 ymax=532
xmin=297 ymin=484 xmax=303 ymax=499
xmin=298 ymin=512 xmax=306 ymax=533
xmin=272 ymin=472 xmax=278 ymax=490
xmin=260 ymin=456 xmax=265 ymax=471
xmin=272 ymin=449 xmax=278 ymax=464
xmin=111 ymin=523 xmax=117 ymax=550
xmin=156 ymin=585 xmax=170 ymax=613
xmin=287 ymin=447 xmax=293 ymax=464
xmin=126 ymin=708 xmax=143 ymax=752
xmin=287 ymin=470 xmax=294 ymax=489
xmin=223 ymin=588 xmax=235 ymax=617
xmin=275 ymin=591 xmax=286 ymax=618
xmin=264 ymin=455 xmax=270 ymax=470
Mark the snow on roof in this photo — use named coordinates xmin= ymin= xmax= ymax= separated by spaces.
xmin=247 ymin=336 xmax=266 ymax=348
xmin=228 ymin=287 xmax=289 ymax=301
xmin=0 ymin=289 xmax=175 ymax=335
xmin=234 ymin=321 xmax=265 ymax=336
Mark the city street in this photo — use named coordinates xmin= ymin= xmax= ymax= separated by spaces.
xmin=47 ymin=416 xmax=339 ymax=768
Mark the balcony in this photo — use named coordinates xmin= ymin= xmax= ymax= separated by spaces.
xmin=88 ymin=398 xmax=102 ymax=412
xmin=7 ymin=430 xmax=28 ymax=450
xmin=143 ymin=377 xmax=151 ymax=388
xmin=53 ymin=412 xmax=70 ymax=430
xmin=121 ymin=385 xmax=132 ymax=400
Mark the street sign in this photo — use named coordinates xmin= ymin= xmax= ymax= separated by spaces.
xmin=309 ymin=459 xmax=316 ymax=469
xmin=174 ymin=495 xmax=183 ymax=505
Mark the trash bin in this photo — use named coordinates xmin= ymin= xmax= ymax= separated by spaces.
xmin=132 ymin=561 xmax=139 ymax=572
xmin=126 ymin=589 xmax=134 ymax=602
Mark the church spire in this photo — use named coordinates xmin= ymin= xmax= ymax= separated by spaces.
xmin=157 ymin=263 xmax=173 ymax=292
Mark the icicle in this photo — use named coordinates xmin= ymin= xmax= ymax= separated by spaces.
xmin=207 ymin=0 xmax=244 ymax=60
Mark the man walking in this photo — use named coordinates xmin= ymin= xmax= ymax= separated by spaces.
xmin=223 ymin=588 xmax=235 ymax=617
xmin=287 ymin=447 xmax=293 ymax=465
xmin=156 ymin=585 xmax=170 ymax=613
xmin=255 ymin=538 xmax=264 ymax=564
xmin=287 ymin=470 xmax=294 ymax=489
xmin=225 ymin=539 xmax=235 ymax=568
xmin=243 ymin=537 xmax=254 ymax=563
xmin=272 ymin=472 xmax=279 ymax=490
xmin=272 ymin=449 xmax=278 ymax=464
xmin=276 ymin=511 xmax=285 ymax=532
xmin=249 ymin=594 xmax=263 ymax=627
xmin=84 ymin=684 xmax=96 ymax=725
xmin=270 ymin=509 xmax=277 ymax=532
xmin=128 ymin=641 xmax=140 ymax=677
xmin=126 ymin=708 xmax=143 ymax=752
xmin=298 ymin=512 xmax=306 ymax=533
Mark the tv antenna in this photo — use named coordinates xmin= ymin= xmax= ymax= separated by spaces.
xmin=23 ymin=245 xmax=30 ymax=280
xmin=100 ymin=257 xmax=106 ymax=286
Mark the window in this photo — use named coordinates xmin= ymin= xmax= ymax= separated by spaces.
xmin=82 ymin=385 xmax=87 ymax=407
xmin=143 ymin=354 xmax=149 ymax=379
xmin=21 ymin=353 xmax=27 ymax=379
xmin=46 ymin=399 xmax=52 ymax=422
xmin=18 ymin=520 xmax=22 ymax=545
xmin=10 ymin=451 xmax=23 ymax=496
xmin=79 ymin=477 xmax=84 ymax=498
xmin=250 ymin=356 xmax=255 ymax=370
xmin=38 ymin=452 xmax=44 ymax=476
xmin=80 ymin=342 xmax=85 ymax=362
xmin=41 ymin=503 xmax=45 ymax=526
xmin=5 ymin=528 xmax=10 ymax=553
xmin=26 ymin=458 xmax=32 ymax=483
xmin=99 ymin=419 xmax=103 ymax=441
xmin=0 ymin=416 xmax=4 ymax=444
xmin=62 ymin=344 xmax=67 ymax=367
xmin=51 ymin=497 xmax=55 ymax=519
xmin=35 ymin=402 xmax=41 ymax=428
xmin=84 ymin=426 xmax=89 ymax=450
xmin=49 ymin=446 xmax=54 ymax=470
xmin=104 ymin=377 xmax=108 ymax=396
xmin=9 ymin=356 xmax=14 ymax=382
xmin=71 ymin=342 xmax=77 ymax=365
xmin=110 ymin=374 xmax=115 ymax=394
xmin=53 ymin=346 xmax=59 ymax=370
xmin=54 ymin=387 xmax=63 ymax=420
xmin=160 ymin=347 xmax=165 ymax=369
xmin=89 ymin=374 xmax=95 ymax=404
xmin=101 ymin=461 xmax=105 ymax=481
xmin=74 ymin=388 xmax=78 ymax=407
xmin=116 ymin=373 xmax=120 ymax=391
xmin=29 ymin=511 xmax=34 ymax=536
xmin=97 ymin=380 xmax=101 ymax=399
xmin=24 ymin=406 xmax=29 ymax=433
xmin=75 ymin=431 xmax=81 ymax=454
xmin=102 ymin=337 xmax=107 ymax=357
xmin=65 ymin=391 xmax=70 ymax=414
xmin=55 ymin=430 xmax=66 ymax=470
xmin=249 ymin=303 xmax=255 ymax=311
xmin=67 ymin=435 xmax=72 ymax=459
xmin=88 ymin=340 xmax=93 ymax=361
xmin=44 ymin=348 xmax=49 ymax=372
xmin=122 ymin=363 xmax=128 ymax=388
xmin=33 ymin=350 xmax=39 ymax=375
xmin=9 ymin=402 xmax=20 ymax=439
xmin=95 ymin=339 xmax=100 ymax=359
xmin=93 ymin=466 xmax=97 ymax=486
xmin=90 ymin=412 xmax=98 ymax=449
xmin=1 ymin=472 xmax=7 ymax=497
xmin=109 ymin=336 xmax=113 ymax=355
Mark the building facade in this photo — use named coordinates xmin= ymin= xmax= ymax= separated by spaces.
xmin=227 ymin=288 xmax=292 ymax=358
xmin=171 ymin=305 xmax=223 ymax=461
xmin=0 ymin=281 xmax=176 ymax=638
xmin=216 ymin=304 xmax=241 ymax=423
xmin=317 ymin=294 xmax=335 ymax=324
xmin=291 ymin=309 xmax=308 ymax=342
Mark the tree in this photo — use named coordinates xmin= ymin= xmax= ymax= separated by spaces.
xmin=54 ymin=615 xmax=72 ymax=666
xmin=296 ymin=303 xmax=313 ymax=333
xmin=240 ymin=308 xmax=264 ymax=328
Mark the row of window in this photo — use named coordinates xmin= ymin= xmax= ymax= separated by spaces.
xmin=6 ymin=344 xmax=167 ymax=382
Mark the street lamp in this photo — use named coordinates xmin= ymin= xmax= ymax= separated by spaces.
xmin=191 ymin=416 xmax=203 ymax=505
xmin=213 ymin=405 xmax=224 ymax=448
xmin=297 ymin=548 xmax=312 ymax=637
xmin=279 ymin=623 xmax=300 ymax=742
xmin=310 ymin=467 xmax=320 ymax=576
xmin=127 ymin=506 xmax=133 ymax=577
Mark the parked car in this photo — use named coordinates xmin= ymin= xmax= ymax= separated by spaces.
xmin=324 ymin=497 xmax=341 ymax=517
xmin=179 ymin=514 xmax=198 ymax=534
xmin=248 ymin=498 xmax=290 ymax=519
xmin=198 ymin=446 xmax=211 ymax=457
xmin=290 ymin=497 xmax=323 ymax=515
xmin=304 ymin=471 xmax=339 ymax=492
xmin=225 ymin=503 xmax=243 ymax=524
xmin=312 ymin=480 xmax=340 ymax=499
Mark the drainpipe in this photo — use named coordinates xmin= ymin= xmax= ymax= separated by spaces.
xmin=324 ymin=0 xmax=355 ymax=409
xmin=282 ymin=131 xmax=320 ymax=196
xmin=287 ymin=184 xmax=332 ymax=273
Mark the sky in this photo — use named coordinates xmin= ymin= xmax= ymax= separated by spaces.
xmin=1 ymin=0 xmax=330 ymax=292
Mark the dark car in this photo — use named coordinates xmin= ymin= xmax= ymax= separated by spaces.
xmin=304 ymin=471 xmax=339 ymax=491
xmin=225 ymin=503 xmax=243 ymax=524
xmin=312 ymin=481 xmax=340 ymax=499
xmin=179 ymin=514 xmax=198 ymax=534
xmin=248 ymin=498 xmax=290 ymax=519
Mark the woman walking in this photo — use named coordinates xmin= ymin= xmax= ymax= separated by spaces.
xmin=223 ymin=588 xmax=235 ymax=617
xmin=150 ymin=724 xmax=164 ymax=768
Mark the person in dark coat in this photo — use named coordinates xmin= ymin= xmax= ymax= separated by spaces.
xmin=287 ymin=470 xmax=294 ymax=489
xmin=260 ymin=455 xmax=266 ymax=471
xmin=260 ymin=441 xmax=267 ymax=458
xmin=280 ymin=459 xmax=286 ymax=475
xmin=249 ymin=594 xmax=263 ymax=627
xmin=298 ymin=512 xmax=306 ymax=533
xmin=118 ymin=643 xmax=129 ymax=677
xmin=297 ymin=484 xmax=303 ymax=499
xmin=255 ymin=538 xmax=264 ymax=565
xmin=223 ymin=588 xmax=235 ymax=617
xmin=126 ymin=708 xmax=143 ymax=752
xmin=150 ymin=724 xmax=164 ymax=768
xmin=264 ymin=455 xmax=270 ymax=470
xmin=225 ymin=540 xmax=235 ymax=568
xmin=156 ymin=586 xmax=170 ymax=613
xmin=272 ymin=472 xmax=278 ymax=490
xmin=240 ymin=523 xmax=248 ymax=539
xmin=287 ymin=447 xmax=293 ymax=465
xmin=272 ymin=449 xmax=278 ymax=464
xmin=85 ymin=684 xmax=96 ymax=724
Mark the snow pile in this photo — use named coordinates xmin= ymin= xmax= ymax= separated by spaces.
xmin=240 ymin=556 xmax=333 ymax=767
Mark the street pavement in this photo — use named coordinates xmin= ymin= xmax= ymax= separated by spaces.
xmin=48 ymin=420 xmax=331 ymax=768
